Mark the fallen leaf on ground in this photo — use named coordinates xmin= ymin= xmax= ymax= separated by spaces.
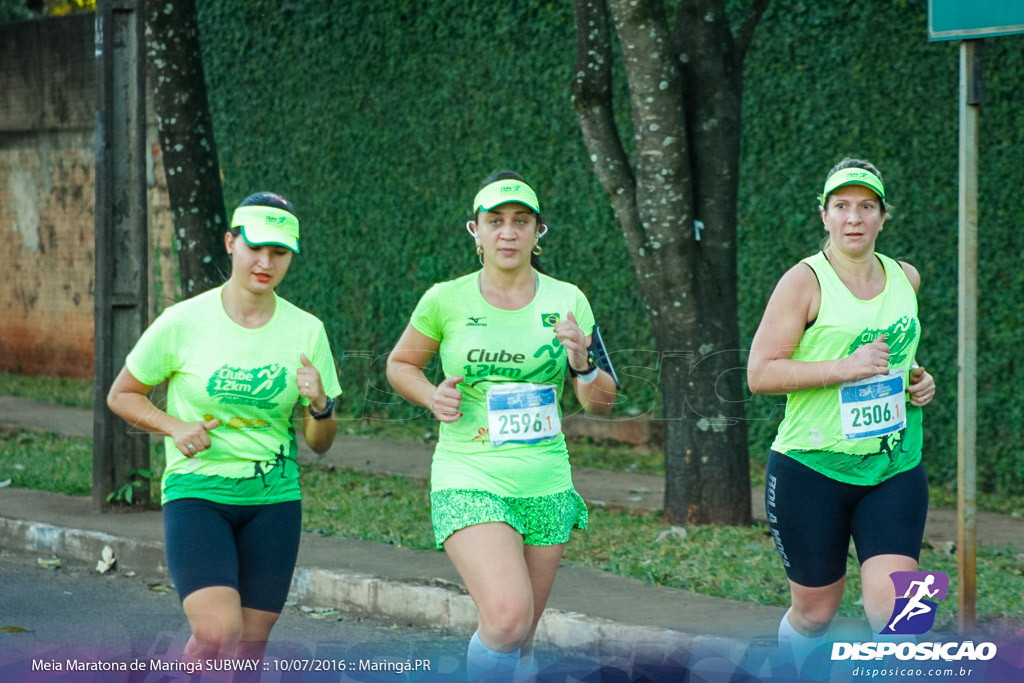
xmin=95 ymin=545 xmax=116 ymax=574
xmin=37 ymin=557 xmax=61 ymax=570
xmin=655 ymin=526 xmax=687 ymax=543
xmin=300 ymin=606 xmax=339 ymax=618
xmin=309 ymin=610 xmax=339 ymax=619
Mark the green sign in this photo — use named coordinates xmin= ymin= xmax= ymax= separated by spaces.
xmin=929 ymin=0 xmax=1024 ymax=41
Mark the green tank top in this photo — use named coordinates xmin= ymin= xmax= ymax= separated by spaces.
xmin=771 ymin=252 xmax=923 ymax=485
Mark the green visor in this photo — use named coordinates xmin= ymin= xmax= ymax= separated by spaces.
xmin=473 ymin=179 xmax=540 ymax=214
xmin=820 ymin=168 xmax=885 ymax=207
xmin=231 ymin=206 xmax=300 ymax=253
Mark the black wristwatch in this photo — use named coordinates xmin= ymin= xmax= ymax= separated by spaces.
xmin=567 ymin=355 xmax=597 ymax=378
xmin=309 ymin=396 xmax=335 ymax=420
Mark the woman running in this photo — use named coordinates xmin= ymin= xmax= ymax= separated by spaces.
xmin=387 ymin=171 xmax=617 ymax=680
xmin=108 ymin=192 xmax=342 ymax=667
xmin=748 ymin=159 xmax=936 ymax=673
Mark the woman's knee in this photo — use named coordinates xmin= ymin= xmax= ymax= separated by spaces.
xmin=789 ymin=602 xmax=839 ymax=634
xmin=479 ymin=599 xmax=534 ymax=648
xmin=182 ymin=587 xmax=245 ymax=658
xmin=789 ymin=580 xmax=845 ymax=634
xmin=186 ymin=617 xmax=243 ymax=659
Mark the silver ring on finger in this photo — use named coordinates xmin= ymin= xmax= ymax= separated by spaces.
xmin=188 ymin=444 xmax=196 ymax=451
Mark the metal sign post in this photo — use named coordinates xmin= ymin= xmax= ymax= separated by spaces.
xmin=93 ymin=0 xmax=149 ymax=510
xmin=928 ymin=0 xmax=1023 ymax=634
xmin=955 ymin=38 xmax=981 ymax=633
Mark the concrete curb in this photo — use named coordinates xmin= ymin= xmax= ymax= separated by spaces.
xmin=1 ymin=515 xmax=746 ymax=661
xmin=0 ymin=517 xmax=167 ymax=574
xmin=0 ymin=504 xmax=759 ymax=663
xmin=291 ymin=568 xmax=480 ymax=634
xmin=288 ymin=567 xmax=748 ymax=661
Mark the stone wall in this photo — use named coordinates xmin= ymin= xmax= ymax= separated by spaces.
xmin=0 ymin=13 xmax=178 ymax=378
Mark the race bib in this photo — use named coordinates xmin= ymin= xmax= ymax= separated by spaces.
xmin=486 ymin=383 xmax=560 ymax=446
xmin=838 ymin=369 xmax=906 ymax=440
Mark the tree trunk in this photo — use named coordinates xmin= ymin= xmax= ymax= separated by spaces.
xmin=146 ymin=0 xmax=226 ymax=298
xmin=574 ymin=0 xmax=768 ymax=525
xmin=657 ymin=321 xmax=750 ymax=525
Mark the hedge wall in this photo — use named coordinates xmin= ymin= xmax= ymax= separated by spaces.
xmin=196 ymin=0 xmax=1023 ymax=495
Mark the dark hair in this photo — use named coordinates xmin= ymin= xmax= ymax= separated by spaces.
xmin=820 ymin=158 xmax=889 ymax=214
xmin=474 ymin=170 xmax=546 ymax=273
xmin=228 ymin=192 xmax=297 ymax=238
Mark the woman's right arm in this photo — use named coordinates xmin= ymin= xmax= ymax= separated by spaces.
xmin=386 ymin=324 xmax=463 ymax=423
xmin=106 ymin=366 xmax=219 ymax=456
xmin=747 ymin=264 xmax=890 ymax=394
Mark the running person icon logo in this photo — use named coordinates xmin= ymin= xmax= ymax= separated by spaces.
xmin=882 ymin=570 xmax=950 ymax=635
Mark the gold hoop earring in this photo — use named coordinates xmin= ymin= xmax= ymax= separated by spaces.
xmin=476 ymin=243 xmax=484 ymax=266
xmin=532 ymin=243 xmax=542 ymax=256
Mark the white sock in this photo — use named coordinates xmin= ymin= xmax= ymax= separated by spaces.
xmin=777 ymin=608 xmax=828 ymax=671
xmin=513 ymin=652 xmax=537 ymax=683
xmin=466 ymin=630 xmax=520 ymax=682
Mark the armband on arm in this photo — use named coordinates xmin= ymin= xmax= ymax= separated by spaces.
xmin=568 ymin=324 xmax=620 ymax=389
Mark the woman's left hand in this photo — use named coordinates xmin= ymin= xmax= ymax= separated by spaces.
xmin=297 ymin=353 xmax=327 ymax=412
xmin=554 ymin=311 xmax=590 ymax=373
xmin=908 ymin=365 xmax=935 ymax=407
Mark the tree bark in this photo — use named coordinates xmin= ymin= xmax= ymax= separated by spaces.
xmin=574 ymin=0 xmax=769 ymax=525
xmin=146 ymin=0 xmax=227 ymax=298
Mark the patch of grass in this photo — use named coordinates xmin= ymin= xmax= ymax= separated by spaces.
xmin=300 ymin=465 xmax=435 ymax=549
xmin=928 ymin=480 xmax=1024 ymax=518
xmin=338 ymin=417 xmax=440 ymax=444
xmin=565 ymin=438 xmax=665 ymax=475
xmin=564 ymin=507 xmax=1024 ymax=629
xmin=0 ymin=371 xmax=94 ymax=408
xmin=0 ymin=428 xmax=93 ymax=494
xmin=566 ymin=510 xmax=788 ymax=605
xmin=913 ymin=544 xmax=1024 ymax=633
xmin=0 ymin=427 xmax=164 ymax=502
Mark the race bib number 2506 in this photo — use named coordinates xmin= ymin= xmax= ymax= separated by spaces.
xmin=838 ymin=369 xmax=906 ymax=440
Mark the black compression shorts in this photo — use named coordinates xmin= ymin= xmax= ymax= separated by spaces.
xmin=162 ymin=497 xmax=301 ymax=613
xmin=764 ymin=451 xmax=927 ymax=587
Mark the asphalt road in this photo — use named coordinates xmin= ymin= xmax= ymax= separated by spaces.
xmin=0 ymin=551 xmax=606 ymax=682
xmin=0 ymin=550 xmax=464 ymax=681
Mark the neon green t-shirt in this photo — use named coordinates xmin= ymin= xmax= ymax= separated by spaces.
xmin=125 ymin=285 xmax=343 ymax=505
xmin=771 ymin=252 xmax=923 ymax=485
xmin=411 ymin=270 xmax=595 ymax=497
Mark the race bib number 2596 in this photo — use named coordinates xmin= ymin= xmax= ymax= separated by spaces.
xmin=486 ymin=383 xmax=560 ymax=447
